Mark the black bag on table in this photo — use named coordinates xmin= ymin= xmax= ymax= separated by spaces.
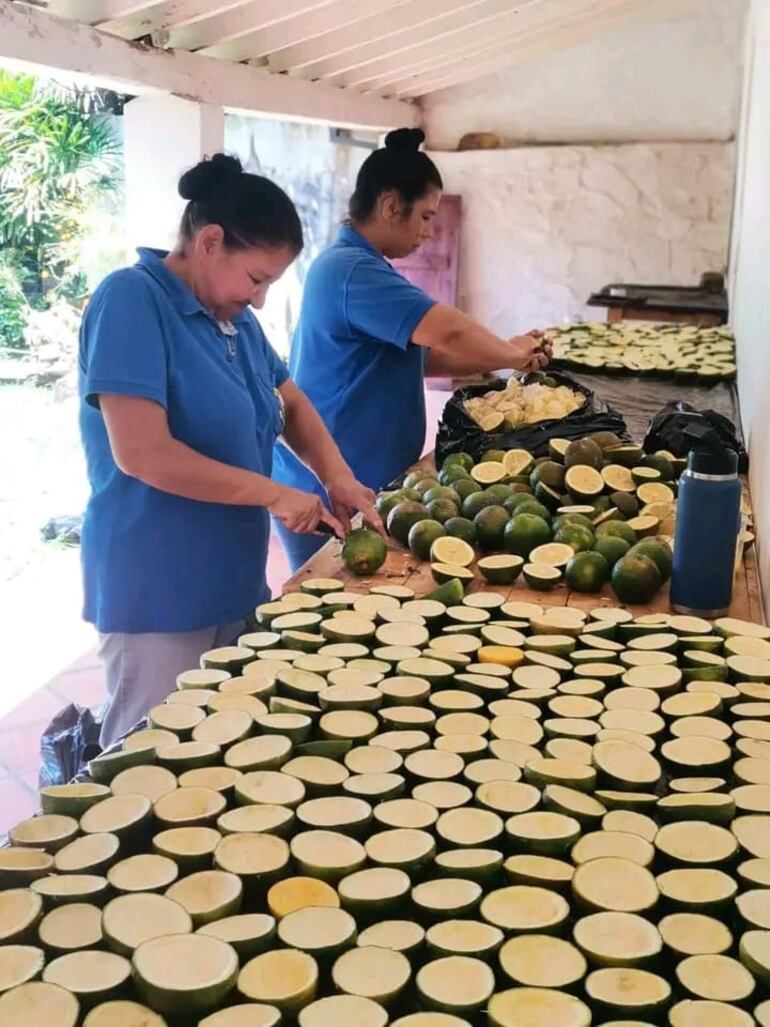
xmin=643 ymin=400 xmax=748 ymax=473
xmin=435 ymin=370 xmax=630 ymax=466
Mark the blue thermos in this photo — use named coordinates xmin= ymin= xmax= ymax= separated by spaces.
xmin=671 ymin=427 xmax=741 ymax=617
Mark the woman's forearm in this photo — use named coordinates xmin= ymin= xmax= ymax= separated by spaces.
xmin=414 ymin=304 xmax=539 ymax=373
xmin=279 ymin=380 xmax=353 ymax=485
xmin=426 ymin=345 xmax=502 ymax=377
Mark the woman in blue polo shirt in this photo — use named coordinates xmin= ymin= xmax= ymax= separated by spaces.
xmin=79 ymin=154 xmax=378 ymax=747
xmin=273 ymin=127 xmax=551 ymax=571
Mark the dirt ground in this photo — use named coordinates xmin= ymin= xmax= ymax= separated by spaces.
xmin=0 ymin=382 xmax=88 ymax=582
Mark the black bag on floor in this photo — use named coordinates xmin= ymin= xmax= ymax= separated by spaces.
xmin=435 ymin=370 xmax=630 ymax=466
xmin=643 ymin=401 xmax=748 ymax=473
xmin=39 ymin=704 xmax=102 ymax=788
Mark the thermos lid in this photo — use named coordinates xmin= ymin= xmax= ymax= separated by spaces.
xmin=683 ymin=422 xmax=739 ymax=477
xmin=687 ymin=444 xmax=738 ymax=476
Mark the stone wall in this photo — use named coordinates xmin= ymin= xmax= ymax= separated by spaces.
xmin=423 ymin=0 xmax=745 ymax=150
xmin=225 ymin=115 xmax=368 ymax=357
xmin=431 ymin=141 xmax=734 ymax=335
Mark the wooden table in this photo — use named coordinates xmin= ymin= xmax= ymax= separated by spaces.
xmin=284 ymin=462 xmax=764 ymax=625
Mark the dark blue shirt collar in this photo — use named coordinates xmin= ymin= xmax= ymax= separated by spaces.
xmin=136 ymin=247 xmax=251 ymax=325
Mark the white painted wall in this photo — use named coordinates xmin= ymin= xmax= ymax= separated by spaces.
xmin=423 ymin=0 xmax=746 ymax=149
xmin=123 ymin=95 xmax=224 ymax=252
xmin=432 ymin=141 xmax=733 ymax=335
xmin=730 ymin=0 xmax=770 ymax=605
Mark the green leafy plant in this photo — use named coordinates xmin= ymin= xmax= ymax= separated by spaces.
xmin=0 ymin=71 xmax=122 ymax=307
xmin=0 ymin=250 xmax=29 ymax=349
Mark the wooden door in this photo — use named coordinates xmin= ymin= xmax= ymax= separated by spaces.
xmin=393 ymin=194 xmax=461 ymax=305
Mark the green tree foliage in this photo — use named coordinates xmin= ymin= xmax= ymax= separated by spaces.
xmin=0 ymin=71 xmax=122 ymax=345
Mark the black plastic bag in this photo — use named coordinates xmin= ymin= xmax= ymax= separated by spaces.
xmin=643 ymin=401 xmax=748 ymax=473
xmin=39 ymin=703 xmax=102 ymax=789
xmin=435 ymin=370 xmax=630 ymax=465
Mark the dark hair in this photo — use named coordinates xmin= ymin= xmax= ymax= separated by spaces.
xmin=178 ymin=153 xmax=303 ymax=254
xmin=349 ymin=128 xmax=443 ymax=222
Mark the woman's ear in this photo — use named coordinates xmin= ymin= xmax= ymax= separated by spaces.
xmin=378 ymin=190 xmax=405 ymax=224
xmin=195 ymin=223 xmax=226 ymax=258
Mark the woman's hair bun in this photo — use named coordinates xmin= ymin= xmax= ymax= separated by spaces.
xmin=384 ymin=127 xmax=426 ymax=152
xmin=178 ymin=153 xmax=243 ymax=202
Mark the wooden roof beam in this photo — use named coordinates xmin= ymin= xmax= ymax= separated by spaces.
xmin=294 ymin=0 xmax=549 ymax=81
xmin=167 ymin=0 xmax=344 ymax=52
xmin=0 ymin=0 xmax=418 ymax=129
xmin=196 ymin=0 xmax=436 ymax=62
xmin=266 ymin=0 xmax=473 ymax=72
xmin=396 ymin=0 xmax=679 ymax=96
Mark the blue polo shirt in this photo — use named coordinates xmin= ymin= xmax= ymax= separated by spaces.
xmin=78 ymin=248 xmax=288 ymax=634
xmin=272 ymin=225 xmax=436 ymax=499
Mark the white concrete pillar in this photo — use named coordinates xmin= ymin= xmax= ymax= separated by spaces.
xmin=123 ymin=95 xmax=225 ymax=254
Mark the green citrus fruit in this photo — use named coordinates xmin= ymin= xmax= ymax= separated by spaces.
xmin=453 ymin=478 xmax=483 ymax=502
xmin=462 ymin=492 xmax=495 ymax=520
xmin=427 ymin=499 xmax=460 ymax=524
xmin=629 ymin=538 xmax=673 ymax=583
xmin=611 ymin=553 xmax=662 ymax=604
xmin=474 ymin=505 xmax=511 ymax=552
xmin=444 ymin=517 xmax=478 ymax=547
xmin=503 ymin=514 xmax=553 ymax=558
xmin=593 ymin=535 xmax=631 ymax=568
xmin=596 ymin=521 xmax=638 ymax=546
xmin=554 ymin=524 xmax=595 ymax=553
xmin=565 ymin=551 xmax=610 ymax=593
xmin=342 ymin=528 xmax=387 ymax=576
xmin=442 ymin=452 xmax=475 ymax=473
xmin=387 ymin=502 xmax=431 ymax=544
xmin=408 ymin=519 xmax=447 ymax=560
xmin=514 ymin=500 xmax=552 ymax=522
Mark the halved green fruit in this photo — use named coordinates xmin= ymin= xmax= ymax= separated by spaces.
xmin=40 ymin=784 xmax=110 ymax=818
xmin=9 ymin=815 xmax=79 ymax=854
xmin=42 ymin=950 xmax=131 ymax=1004
xmin=487 ymin=987 xmax=591 ymax=1027
xmin=572 ymin=857 xmax=658 ymax=914
xmin=477 ymin=555 xmax=524 ymax=585
xmin=522 ymin=564 xmax=562 ymax=591
xmin=83 ymin=1001 xmax=170 ymax=1027
xmin=331 ymin=945 xmax=411 ymax=1006
xmin=573 ymin=910 xmax=661 ymax=967
xmin=0 ymin=850 xmax=53 ymax=890
xmin=133 ymin=934 xmax=239 ymax=1017
xmin=102 ymin=893 xmax=193 ymax=956
xmin=0 ymin=982 xmax=80 ymax=1027
xmin=165 ymin=870 xmax=243 ymax=927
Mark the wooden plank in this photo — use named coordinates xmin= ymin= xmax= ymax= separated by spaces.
xmin=296 ymin=0 xmax=525 ymax=84
xmin=284 ymin=537 xmax=761 ymax=623
xmin=393 ymin=0 xmax=663 ymax=97
xmin=392 ymin=195 xmax=461 ymax=307
xmin=51 ymin=0 xmax=249 ymax=37
xmin=274 ymin=0 xmax=502 ymax=79
xmin=282 ymin=454 xmax=765 ymax=626
xmin=202 ymin=0 xmax=431 ymax=65
xmin=168 ymin=0 xmax=343 ymax=54
xmin=48 ymin=0 xmax=161 ymax=25
xmin=0 ymin=0 xmax=418 ymax=132
xmin=744 ymin=544 xmax=764 ymax=624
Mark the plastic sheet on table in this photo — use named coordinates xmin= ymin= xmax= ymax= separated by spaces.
xmin=564 ymin=372 xmax=741 ymax=444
